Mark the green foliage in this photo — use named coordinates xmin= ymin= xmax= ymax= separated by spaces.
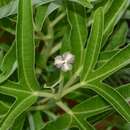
xmin=0 ymin=0 xmax=130 ymax=130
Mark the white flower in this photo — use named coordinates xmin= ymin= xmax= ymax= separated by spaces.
xmin=54 ymin=52 xmax=75 ymax=72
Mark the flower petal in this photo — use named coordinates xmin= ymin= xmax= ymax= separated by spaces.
xmin=54 ymin=55 xmax=64 ymax=68
xmin=62 ymin=52 xmax=75 ymax=64
xmin=61 ymin=63 xmax=72 ymax=72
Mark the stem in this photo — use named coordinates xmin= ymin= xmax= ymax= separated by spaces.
xmin=56 ymin=101 xmax=73 ymax=115
xmin=62 ymin=82 xmax=86 ymax=97
xmin=57 ymin=74 xmax=64 ymax=98
xmin=63 ymin=67 xmax=83 ymax=90
xmin=38 ymin=98 xmax=50 ymax=105
xmin=50 ymin=13 xmax=66 ymax=27
xmin=49 ymin=42 xmax=62 ymax=56
xmin=33 ymin=91 xmax=54 ymax=98
xmin=35 ymin=31 xmax=52 ymax=43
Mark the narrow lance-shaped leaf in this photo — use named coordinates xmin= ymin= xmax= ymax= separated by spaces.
xmin=105 ymin=21 xmax=128 ymax=50
xmin=66 ymin=2 xmax=87 ymax=71
xmin=0 ymin=101 xmax=10 ymax=118
xmin=0 ymin=41 xmax=16 ymax=83
xmin=11 ymin=113 xmax=26 ymax=130
xmin=32 ymin=112 xmax=44 ymax=130
xmin=35 ymin=4 xmax=48 ymax=31
xmin=16 ymin=0 xmax=39 ymax=90
xmin=0 ymin=0 xmax=38 ymax=129
xmin=87 ymin=82 xmax=130 ymax=122
xmin=69 ymin=0 xmax=93 ymax=8
xmin=0 ymin=95 xmax=36 ymax=130
xmin=0 ymin=0 xmax=11 ymax=7
xmin=87 ymin=45 xmax=130 ymax=82
xmin=81 ymin=7 xmax=104 ymax=80
xmin=0 ymin=0 xmax=55 ymax=19
xmin=102 ymin=0 xmax=129 ymax=47
xmin=35 ymin=2 xmax=60 ymax=31
xmin=97 ymin=50 xmax=118 ymax=68
xmin=72 ymin=115 xmax=95 ymax=130
xmin=98 ymin=50 xmax=118 ymax=62
xmin=103 ymin=0 xmax=113 ymax=14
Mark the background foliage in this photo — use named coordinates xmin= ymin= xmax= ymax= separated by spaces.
xmin=0 ymin=0 xmax=130 ymax=130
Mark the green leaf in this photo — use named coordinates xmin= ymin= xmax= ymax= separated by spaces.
xmin=0 ymin=18 xmax=15 ymax=34
xmin=33 ymin=112 xmax=44 ymax=130
xmin=0 ymin=0 xmax=54 ymax=19
xmin=102 ymin=0 xmax=130 ymax=47
xmin=0 ymin=0 xmax=12 ymax=7
xmin=11 ymin=113 xmax=26 ymax=130
xmin=97 ymin=50 xmax=118 ymax=68
xmin=0 ymin=95 xmax=36 ymax=130
xmin=0 ymin=0 xmax=39 ymax=129
xmin=16 ymin=0 xmax=39 ymax=90
xmin=81 ymin=7 xmax=104 ymax=80
xmin=69 ymin=0 xmax=93 ymax=8
xmin=0 ymin=0 xmax=17 ymax=19
xmin=99 ymin=50 xmax=118 ymax=62
xmin=35 ymin=2 xmax=60 ymax=31
xmin=60 ymin=26 xmax=71 ymax=53
xmin=87 ymin=45 xmax=130 ymax=82
xmin=42 ymin=83 xmax=130 ymax=130
xmin=103 ymin=0 xmax=113 ymax=14
xmin=87 ymin=82 xmax=130 ymax=122
xmin=0 ymin=101 xmax=10 ymax=117
xmin=0 ymin=81 xmax=37 ymax=130
xmin=35 ymin=4 xmax=48 ymax=31
xmin=43 ymin=101 xmax=95 ymax=130
xmin=94 ymin=0 xmax=113 ymax=14
xmin=105 ymin=21 xmax=128 ymax=50
xmin=0 ymin=41 xmax=16 ymax=83
xmin=66 ymin=2 xmax=87 ymax=71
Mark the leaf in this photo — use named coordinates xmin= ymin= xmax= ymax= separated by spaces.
xmin=35 ymin=4 xmax=48 ymax=31
xmin=0 ymin=0 xmax=17 ymax=19
xmin=0 ymin=0 xmax=12 ymax=7
xmin=0 ymin=0 xmax=54 ymax=19
xmin=11 ymin=113 xmax=26 ymax=130
xmin=106 ymin=68 xmax=130 ymax=86
xmin=60 ymin=26 xmax=71 ymax=53
xmin=87 ymin=45 xmax=130 ymax=82
xmin=105 ymin=21 xmax=128 ymax=50
xmin=103 ymin=0 xmax=113 ymax=14
xmin=43 ymin=101 xmax=94 ymax=130
xmin=97 ymin=50 xmax=118 ymax=68
xmin=81 ymin=7 xmax=104 ymax=80
xmin=99 ymin=50 xmax=118 ymax=62
xmin=42 ymin=83 xmax=130 ymax=130
xmin=0 ymin=101 xmax=10 ymax=117
xmin=0 ymin=41 xmax=16 ymax=83
xmin=32 ymin=112 xmax=44 ymax=130
xmin=0 ymin=18 xmax=15 ymax=34
xmin=69 ymin=0 xmax=93 ymax=8
xmin=87 ymin=82 xmax=130 ymax=122
xmin=57 ymin=101 xmax=95 ymax=130
xmin=0 ymin=0 xmax=39 ymax=129
xmin=66 ymin=2 xmax=87 ymax=71
xmin=0 ymin=95 xmax=36 ymax=130
xmin=94 ymin=0 xmax=113 ymax=14
xmin=0 ymin=81 xmax=37 ymax=130
xmin=35 ymin=2 xmax=60 ymax=31
xmin=28 ymin=112 xmax=35 ymax=130
xmin=102 ymin=0 xmax=130 ymax=47
xmin=16 ymin=0 xmax=39 ymax=90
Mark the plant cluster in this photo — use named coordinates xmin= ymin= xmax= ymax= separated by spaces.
xmin=0 ymin=0 xmax=130 ymax=130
